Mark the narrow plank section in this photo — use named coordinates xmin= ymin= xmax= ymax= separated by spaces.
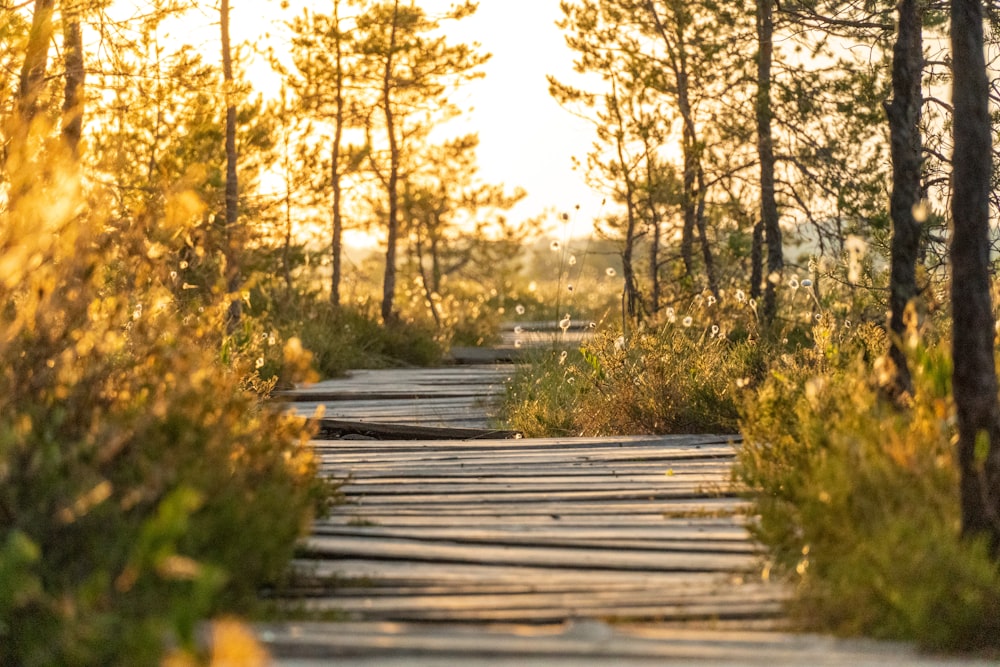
xmin=282 ymin=365 xmax=511 ymax=429
xmin=261 ymin=621 xmax=991 ymax=666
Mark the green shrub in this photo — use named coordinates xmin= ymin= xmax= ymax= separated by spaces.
xmin=737 ymin=337 xmax=1000 ymax=652
xmin=499 ymin=347 xmax=588 ymax=437
xmin=247 ymin=290 xmax=444 ymax=378
xmin=499 ymin=317 xmax=768 ymax=437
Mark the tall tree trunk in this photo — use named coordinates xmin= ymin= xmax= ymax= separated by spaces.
xmin=642 ymin=142 xmax=661 ymax=314
xmin=380 ymin=0 xmax=401 ymax=324
xmin=646 ymin=0 xmax=700 ymax=288
xmin=609 ymin=77 xmax=641 ymax=325
xmin=695 ymin=167 xmax=718 ymax=297
xmin=6 ymin=0 xmax=55 ymax=202
xmin=17 ymin=0 xmax=55 ymax=127
xmin=756 ymin=0 xmax=782 ymax=325
xmin=330 ymin=0 xmax=345 ymax=307
xmin=679 ymin=81 xmax=697 ymax=283
xmin=884 ymin=0 xmax=923 ymax=396
xmin=647 ymin=197 xmax=661 ymax=315
xmin=221 ymin=0 xmax=241 ymax=330
xmin=950 ymin=0 xmax=1000 ymax=551
xmin=750 ymin=219 xmax=764 ymax=300
xmin=61 ymin=0 xmax=84 ymax=160
xmin=413 ymin=231 xmax=441 ymax=328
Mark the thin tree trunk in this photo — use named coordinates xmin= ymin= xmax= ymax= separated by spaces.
xmin=380 ymin=0 xmax=401 ymax=324
xmin=884 ymin=0 xmax=923 ymax=396
xmin=609 ymin=76 xmax=641 ymax=324
xmin=757 ymin=0 xmax=782 ymax=325
xmin=646 ymin=0 xmax=699 ymax=287
xmin=750 ymin=219 xmax=764 ymax=300
xmin=17 ymin=0 xmax=55 ymax=127
xmin=330 ymin=0 xmax=345 ymax=307
xmin=6 ymin=0 xmax=55 ymax=201
xmin=61 ymin=0 xmax=84 ymax=159
xmin=642 ymin=137 xmax=661 ymax=314
xmin=679 ymin=86 xmax=697 ymax=283
xmin=951 ymin=0 xmax=1000 ymax=551
xmin=694 ymin=167 xmax=718 ymax=297
xmin=413 ymin=232 xmax=441 ymax=328
xmin=221 ymin=0 xmax=241 ymax=330
xmin=647 ymin=197 xmax=661 ymax=315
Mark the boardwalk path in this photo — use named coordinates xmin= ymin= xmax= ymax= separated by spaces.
xmin=259 ymin=365 xmax=991 ymax=665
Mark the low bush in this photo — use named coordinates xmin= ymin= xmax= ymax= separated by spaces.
xmin=247 ymin=291 xmax=443 ymax=379
xmin=500 ymin=316 xmax=768 ymax=437
xmin=0 ymin=173 xmax=333 ymax=665
xmin=737 ymin=330 xmax=1000 ymax=652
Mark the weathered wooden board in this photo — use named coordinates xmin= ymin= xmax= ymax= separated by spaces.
xmin=282 ymin=366 xmax=512 ymax=398
xmin=290 ymin=432 xmax=772 ymax=634
xmin=260 ymin=621 xmax=992 ymax=666
xmin=279 ymin=365 xmax=512 ymax=428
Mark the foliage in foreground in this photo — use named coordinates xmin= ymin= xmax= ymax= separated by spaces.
xmin=737 ymin=331 xmax=1000 ymax=652
xmin=0 ymin=171 xmax=332 ymax=665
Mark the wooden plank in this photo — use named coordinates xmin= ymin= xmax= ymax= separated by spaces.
xmin=313 ymin=418 xmax=520 ymax=441
xmin=313 ymin=516 xmax=749 ymax=533
xmin=309 ymin=532 xmax=756 ymax=556
xmin=314 ymin=448 xmax=737 ymax=467
xmin=339 ymin=473 xmax=730 ymax=489
xmin=338 ymin=488 xmax=736 ymax=505
xmin=311 ymin=434 xmax=736 ymax=448
xmin=340 ymin=495 xmax=745 ymax=512
xmin=289 ymin=558 xmax=750 ymax=586
xmin=301 ymin=535 xmax=757 ymax=572
xmin=294 ymin=597 xmax=785 ymax=623
xmin=259 ymin=621 xmax=967 ymax=665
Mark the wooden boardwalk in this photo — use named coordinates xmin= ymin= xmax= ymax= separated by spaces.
xmin=281 ymin=365 xmax=512 ymax=429
xmin=259 ymin=365 xmax=991 ymax=665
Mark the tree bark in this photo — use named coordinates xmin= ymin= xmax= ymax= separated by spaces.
xmin=646 ymin=1 xmax=699 ymax=285
xmin=885 ymin=0 xmax=923 ymax=396
xmin=950 ymin=0 xmax=1000 ymax=551
xmin=6 ymin=0 xmax=55 ymax=195
xmin=380 ymin=0 xmax=401 ymax=324
xmin=17 ymin=0 xmax=55 ymax=127
xmin=750 ymin=219 xmax=764 ymax=300
xmin=757 ymin=0 xmax=783 ymax=325
xmin=330 ymin=0 xmax=345 ymax=307
xmin=609 ymin=77 xmax=641 ymax=325
xmin=645 ymin=162 xmax=662 ymax=315
xmin=695 ymin=166 xmax=718 ymax=297
xmin=61 ymin=0 xmax=84 ymax=160
xmin=221 ymin=0 xmax=241 ymax=330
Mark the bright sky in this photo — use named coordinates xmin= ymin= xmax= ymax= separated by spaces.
xmin=420 ymin=1 xmax=607 ymax=235
xmin=228 ymin=0 xmax=607 ymax=241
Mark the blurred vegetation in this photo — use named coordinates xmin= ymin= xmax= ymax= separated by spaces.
xmin=0 ymin=130 xmax=335 ymax=666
